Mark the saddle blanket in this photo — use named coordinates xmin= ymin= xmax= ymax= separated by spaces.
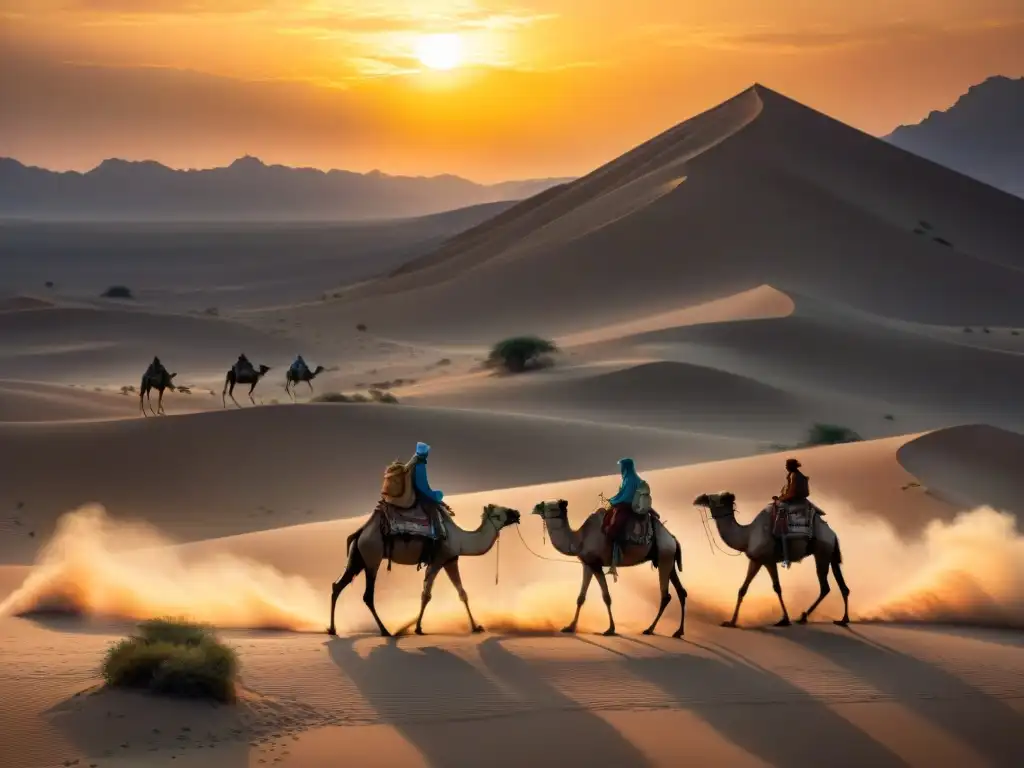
xmin=621 ymin=511 xmax=655 ymax=547
xmin=378 ymin=500 xmax=447 ymax=541
xmin=775 ymin=502 xmax=815 ymax=538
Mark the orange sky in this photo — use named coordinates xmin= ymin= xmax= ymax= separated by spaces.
xmin=1 ymin=1 xmax=1022 ymax=182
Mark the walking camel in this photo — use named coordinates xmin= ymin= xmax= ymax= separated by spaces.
xmin=285 ymin=364 xmax=325 ymax=401
xmin=531 ymin=499 xmax=686 ymax=638
xmin=328 ymin=503 xmax=521 ymax=637
xmin=139 ymin=368 xmax=176 ymax=416
xmin=693 ymin=492 xmax=850 ymax=628
xmin=222 ymin=363 xmax=271 ymax=407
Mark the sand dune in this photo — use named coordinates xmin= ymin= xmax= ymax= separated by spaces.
xmin=4 ymin=80 xmax=1024 ymax=768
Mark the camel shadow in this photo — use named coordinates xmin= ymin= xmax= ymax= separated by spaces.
xmin=621 ymin=634 xmax=906 ymax=767
xmin=477 ymin=637 xmax=653 ymax=765
xmin=772 ymin=627 xmax=1024 ymax=766
xmin=326 ymin=636 xmax=652 ymax=767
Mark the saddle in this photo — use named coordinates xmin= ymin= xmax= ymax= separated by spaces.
xmin=619 ymin=510 xmax=656 ymax=547
xmin=773 ymin=500 xmax=816 ymax=539
xmin=377 ymin=499 xmax=448 ymax=570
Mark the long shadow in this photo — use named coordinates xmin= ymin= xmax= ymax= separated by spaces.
xmin=329 ymin=635 xmax=640 ymax=767
xmin=477 ymin=637 xmax=653 ymax=766
xmin=774 ymin=627 xmax=1024 ymax=766
xmin=620 ymin=635 xmax=907 ymax=767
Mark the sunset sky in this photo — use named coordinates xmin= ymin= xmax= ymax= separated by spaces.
xmin=1 ymin=1 xmax=1022 ymax=182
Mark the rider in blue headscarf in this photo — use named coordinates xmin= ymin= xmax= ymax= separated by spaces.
xmin=411 ymin=442 xmax=444 ymax=503
xmin=608 ymin=458 xmax=641 ymax=508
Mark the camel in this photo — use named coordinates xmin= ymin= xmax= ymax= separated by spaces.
xmin=693 ymin=492 xmax=850 ymax=628
xmin=328 ymin=503 xmax=521 ymax=638
xmin=222 ymin=363 xmax=271 ymax=407
xmin=285 ymin=364 xmax=325 ymax=401
xmin=531 ymin=499 xmax=686 ymax=638
xmin=139 ymin=368 xmax=176 ymax=416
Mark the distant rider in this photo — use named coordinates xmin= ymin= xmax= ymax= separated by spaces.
xmin=289 ymin=355 xmax=308 ymax=379
xmin=773 ymin=457 xmax=810 ymax=567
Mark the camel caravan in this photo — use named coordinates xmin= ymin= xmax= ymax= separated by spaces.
xmin=328 ymin=446 xmax=851 ymax=638
xmin=138 ymin=353 xmax=325 ymax=415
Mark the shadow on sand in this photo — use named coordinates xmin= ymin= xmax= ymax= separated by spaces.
xmin=773 ymin=626 xmax=1024 ymax=766
xmin=326 ymin=635 xmax=653 ymax=767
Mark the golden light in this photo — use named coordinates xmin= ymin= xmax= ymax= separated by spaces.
xmin=415 ymin=33 xmax=464 ymax=71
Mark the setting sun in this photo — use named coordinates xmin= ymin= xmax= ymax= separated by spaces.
xmin=415 ymin=33 xmax=464 ymax=71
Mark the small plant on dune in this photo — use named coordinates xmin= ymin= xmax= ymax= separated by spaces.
xmin=963 ymin=326 xmax=973 ymax=333
xmin=101 ymin=285 xmax=134 ymax=299
xmin=486 ymin=336 xmax=558 ymax=374
xmin=356 ymin=323 xmax=367 ymax=332
xmin=120 ymin=385 xmax=136 ymax=395
xmin=102 ymin=617 xmax=238 ymax=703
xmin=1012 ymin=330 xmax=1020 ymax=336
xmin=368 ymin=388 xmax=399 ymax=404
xmin=804 ymin=423 xmax=862 ymax=446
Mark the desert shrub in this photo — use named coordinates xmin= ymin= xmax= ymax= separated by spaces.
xmin=1012 ymin=330 xmax=1020 ymax=336
xmin=963 ymin=326 xmax=973 ymax=333
xmin=356 ymin=323 xmax=367 ymax=332
xmin=120 ymin=385 xmax=135 ymax=395
xmin=102 ymin=618 xmax=237 ymax=703
xmin=45 ymin=281 xmax=54 ymax=289
xmin=982 ymin=327 xmax=991 ymax=334
xmin=486 ymin=336 xmax=558 ymax=373
xmin=369 ymin=389 xmax=399 ymax=404
xmin=312 ymin=391 xmax=352 ymax=403
xmin=933 ymin=236 xmax=953 ymax=247
xmin=101 ymin=285 xmax=134 ymax=299
xmin=883 ymin=413 xmax=895 ymax=421
xmin=203 ymin=306 xmax=219 ymax=316
xmin=435 ymin=358 xmax=452 ymax=367
xmin=804 ymin=423 xmax=862 ymax=446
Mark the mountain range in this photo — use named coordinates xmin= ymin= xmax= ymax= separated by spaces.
xmin=886 ymin=75 xmax=1024 ymax=198
xmin=0 ymin=156 xmax=573 ymax=221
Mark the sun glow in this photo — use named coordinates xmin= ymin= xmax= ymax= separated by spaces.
xmin=415 ymin=33 xmax=464 ymax=71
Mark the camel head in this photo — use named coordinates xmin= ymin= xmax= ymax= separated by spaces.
xmin=482 ymin=503 xmax=520 ymax=529
xmin=257 ymin=365 xmax=272 ymax=377
xmin=312 ymin=365 xmax=325 ymax=376
xmin=531 ymin=499 xmax=568 ymax=521
xmin=693 ymin=492 xmax=736 ymax=520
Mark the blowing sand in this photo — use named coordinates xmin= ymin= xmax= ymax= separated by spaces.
xmin=2 ymin=83 xmax=1024 ymax=767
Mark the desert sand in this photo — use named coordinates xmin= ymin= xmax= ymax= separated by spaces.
xmin=2 ymin=83 xmax=1024 ymax=767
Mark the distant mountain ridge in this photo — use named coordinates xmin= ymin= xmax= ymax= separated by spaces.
xmin=0 ymin=155 xmax=574 ymax=221
xmin=886 ymin=75 xmax=1024 ymax=198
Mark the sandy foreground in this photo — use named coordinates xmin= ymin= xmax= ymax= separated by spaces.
xmin=2 ymin=83 xmax=1024 ymax=767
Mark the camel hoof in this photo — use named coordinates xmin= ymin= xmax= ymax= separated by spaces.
xmin=775 ymin=618 xmax=792 ymax=628
xmin=672 ymin=630 xmax=685 ymax=639
xmin=721 ymin=621 xmax=737 ymax=628
xmin=380 ymin=630 xmax=392 ymax=638
xmin=326 ymin=627 xmax=337 ymax=636
xmin=602 ymin=629 xmax=617 ymax=637
xmin=472 ymin=625 xmax=485 ymax=634
xmin=642 ymin=628 xmax=655 ymax=636
xmin=414 ymin=627 xmax=424 ymax=636
xmin=560 ymin=626 xmax=576 ymax=634
xmin=796 ymin=615 xmax=808 ymax=625
xmin=834 ymin=619 xmax=850 ymax=627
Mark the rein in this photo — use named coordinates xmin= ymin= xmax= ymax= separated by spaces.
xmin=514 ymin=523 xmax=579 ymax=564
xmin=696 ymin=505 xmax=744 ymax=557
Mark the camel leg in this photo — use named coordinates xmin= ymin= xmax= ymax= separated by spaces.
xmin=723 ymin=559 xmax=761 ymax=628
xmin=248 ymin=382 xmax=258 ymax=405
xmin=562 ymin=565 xmax=594 ymax=633
xmin=328 ymin=545 xmax=367 ymax=636
xmin=414 ymin=562 xmax=444 ymax=635
xmin=669 ymin=569 xmax=687 ymax=638
xmin=361 ymin=562 xmax=390 ymax=637
xmin=590 ymin=565 xmax=617 ymax=636
xmin=286 ymin=381 xmax=294 ymax=402
xmin=642 ymin=559 xmax=673 ymax=636
xmin=765 ymin=562 xmax=791 ymax=627
xmin=831 ymin=547 xmax=851 ymax=626
xmin=157 ymin=388 xmax=165 ymax=415
xmin=307 ymin=380 xmax=314 ymax=394
xmin=443 ymin=559 xmax=484 ymax=633
xmin=797 ymin=549 xmax=832 ymax=625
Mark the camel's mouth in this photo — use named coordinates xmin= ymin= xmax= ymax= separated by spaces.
xmin=508 ymin=510 xmax=521 ymax=525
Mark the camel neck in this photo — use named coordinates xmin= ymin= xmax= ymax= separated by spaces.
xmin=545 ymin=516 xmax=581 ymax=557
xmin=713 ymin=512 xmax=750 ymax=554
xmin=455 ymin=518 xmax=501 ymax=557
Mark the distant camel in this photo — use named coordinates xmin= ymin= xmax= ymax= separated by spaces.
xmin=328 ymin=503 xmax=520 ymax=637
xmin=694 ymin=492 xmax=850 ymax=628
xmin=531 ymin=499 xmax=686 ymax=638
xmin=139 ymin=369 xmax=176 ymax=416
xmin=222 ymin=363 xmax=271 ymax=407
xmin=285 ymin=364 xmax=325 ymax=401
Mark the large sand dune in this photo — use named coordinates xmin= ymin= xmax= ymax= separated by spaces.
xmin=3 ymin=81 xmax=1024 ymax=767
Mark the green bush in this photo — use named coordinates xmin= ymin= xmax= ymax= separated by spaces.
xmin=804 ymin=423 xmax=862 ymax=446
xmin=368 ymin=389 xmax=399 ymax=404
xmin=486 ymin=336 xmax=558 ymax=373
xmin=101 ymin=285 xmax=134 ymax=299
xmin=102 ymin=618 xmax=238 ymax=703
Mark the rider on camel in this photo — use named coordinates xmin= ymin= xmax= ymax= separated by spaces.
xmin=603 ymin=458 xmax=643 ymax=574
xmin=289 ymin=355 xmax=308 ymax=379
xmin=235 ymin=353 xmax=252 ymax=377
xmin=774 ymin=457 xmax=810 ymax=567
xmin=410 ymin=442 xmax=445 ymax=535
xmin=145 ymin=356 xmax=166 ymax=380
